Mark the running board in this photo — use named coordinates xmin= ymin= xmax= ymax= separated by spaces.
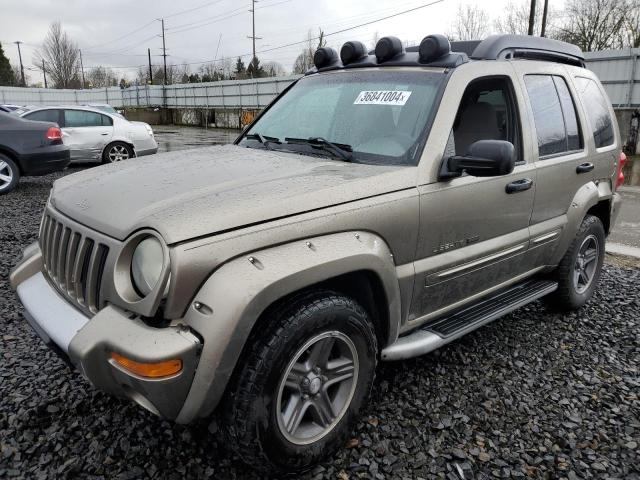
xmin=381 ymin=279 xmax=557 ymax=361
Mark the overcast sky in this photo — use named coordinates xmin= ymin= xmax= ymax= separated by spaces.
xmin=1 ymin=0 xmax=541 ymax=85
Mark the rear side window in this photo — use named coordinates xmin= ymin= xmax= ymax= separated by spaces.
xmin=24 ymin=109 xmax=60 ymax=125
xmin=524 ymin=75 xmax=583 ymax=157
xmin=574 ymin=77 xmax=614 ymax=148
xmin=64 ymin=110 xmax=113 ymax=127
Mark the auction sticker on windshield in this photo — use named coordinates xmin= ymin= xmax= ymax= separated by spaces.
xmin=354 ymin=90 xmax=412 ymax=106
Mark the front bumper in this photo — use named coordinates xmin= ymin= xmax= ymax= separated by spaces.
xmin=11 ymin=245 xmax=201 ymax=421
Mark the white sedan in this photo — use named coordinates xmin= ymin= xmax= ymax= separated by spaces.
xmin=21 ymin=106 xmax=158 ymax=163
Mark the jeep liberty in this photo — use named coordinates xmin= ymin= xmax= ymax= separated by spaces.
xmin=10 ymin=34 xmax=624 ymax=473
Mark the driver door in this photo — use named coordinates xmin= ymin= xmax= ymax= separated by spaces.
xmin=408 ymin=74 xmax=537 ymax=326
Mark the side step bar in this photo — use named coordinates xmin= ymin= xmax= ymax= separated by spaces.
xmin=381 ymin=279 xmax=557 ymax=361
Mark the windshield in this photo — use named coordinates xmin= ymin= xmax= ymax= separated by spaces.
xmin=238 ymin=70 xmax=445 ymax=165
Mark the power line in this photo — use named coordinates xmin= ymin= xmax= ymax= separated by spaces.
xmin=84 ymin=20 xmax=157 ymax=50
xmin=164 ymin=0 xmax=229 ymax=19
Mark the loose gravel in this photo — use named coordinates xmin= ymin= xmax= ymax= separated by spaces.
xmin=1 ymin=170 xmax=639 ymax=480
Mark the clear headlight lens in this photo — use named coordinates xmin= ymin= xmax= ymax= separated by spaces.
xmin=131 ymin=237 xmax=164 ymax=296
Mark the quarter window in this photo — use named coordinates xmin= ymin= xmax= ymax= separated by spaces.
xmin=525 ymin=75 xmax=583 ymax=157
xmin=574 ymin=77 xmax=614 ymax=148
xmin=64 ymin=110 xmax=113 ymax=127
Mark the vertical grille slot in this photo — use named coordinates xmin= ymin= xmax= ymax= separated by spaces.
xmin=38 ymin=212 xmax=110 ymax=316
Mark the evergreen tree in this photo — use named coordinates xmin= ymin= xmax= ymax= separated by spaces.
xmin=0 ymin=42 xmax=15 ymax=86
xmin=235 ymin=57 xmax=246 ymax=77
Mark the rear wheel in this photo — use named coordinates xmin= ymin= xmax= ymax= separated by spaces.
xmin=102 ymin=142 xmax=134 ymax=163
xmin=221 ymin=291 xmax=377 ymax=474
xmin=545 ymin=214 xmax=605 ymax=310
xmin=0 ymin=153 xmax=19 ymax=195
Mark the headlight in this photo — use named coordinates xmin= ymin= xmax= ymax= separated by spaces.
xmin=131 ymin=237 xmax=164 ymax=296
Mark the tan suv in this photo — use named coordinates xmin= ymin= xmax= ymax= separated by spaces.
xmin=10 ymin=34 xmax=624 ymax=473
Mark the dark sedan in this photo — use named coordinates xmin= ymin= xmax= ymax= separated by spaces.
xmin=0 ymin=111 xmax=70 ymax=195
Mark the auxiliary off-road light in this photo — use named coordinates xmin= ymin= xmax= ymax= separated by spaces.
xmin=110 ymin=352 xmax=182 ymax=378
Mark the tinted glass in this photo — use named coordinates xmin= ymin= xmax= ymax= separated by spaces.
xmin=64 ymin=110 xmax=113 ymax=127
xmin=525 ymin=75 xmax=566 ymax=156
xmin=240 ymin=71 xmax=445 ymax=166
xmin=553 ymin=77 xmax=582 ymax=151
xmin=25 ymin=109 xmax=60 ymax=124
xmin=574 ymin=77 xmax=614 ymax=148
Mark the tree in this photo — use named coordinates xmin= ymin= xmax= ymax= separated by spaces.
xmin=34 ymin=22 xmax=80 ymax=88
xmin=494 ymin=1 xmax=544 ymax=35
xmin=87 ymin=66 xmax=116 ymax=88
xmin=262 ymin=61 xmax=286 ymax=77
xmin=247 ymin=56 xmax=266 ymax=78
xmin=449 ymin=3 xmax=490 ymax=41
xmin=552 ymin=0 xmax=634 ymax=51
xmin=11 ymin=64 xmax=28 ymax=86
xmin=293 ymin=29 xmax=326 ymax=74
xmin=0 ymin=42 xmax=14 ymax=86
xmin=235 ymin=57 xmax=246 ymax=78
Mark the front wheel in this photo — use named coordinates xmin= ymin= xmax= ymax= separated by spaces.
xmin=221 ymin=291 xmax=377 ymax=474
xmin=102 ymin=142 xmax=134 ymax=163
xmin=545 ymin=214 xmax=605 ymax=310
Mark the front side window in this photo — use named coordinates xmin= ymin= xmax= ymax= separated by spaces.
xmin=574 ymin=77 xmax=614 ymax=148
xmin=64 ymin=110 xmax=113 ymax=128
xmin=452 ymin=76 xmax=523 ymax=162
xmin=239 ymin=70 xmax=446 ymax=165
xmin=24 ymin=109 xmax=60 ymax=124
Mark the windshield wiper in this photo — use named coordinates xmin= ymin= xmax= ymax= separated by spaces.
xmin=284 ymin=137 xmax=353 ymax=161
xmin=245 ymin=133 xmax=281 ymax=150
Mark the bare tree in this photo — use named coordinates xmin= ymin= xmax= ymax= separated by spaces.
xmin=370 ymin=31 xmax=380 ymax=50
xmin=552 ymin=0 xmax=634 ymax=51
xmin=494 ymin=1 xmax=540 ymax=35
xmin=262 ymin=60 xmax=286 ymax=77
xmin=87 ymin=66 xmax=116 ymax=88
xmin=293 ymin=29 xmax=326 ymax=74
xmin=621 ymin=3 xmax=640 ymax=47
xmin=34 ymin=22 xmax=80 ymax=88
xmin=449 ymin=3 xmax=490 ymax=41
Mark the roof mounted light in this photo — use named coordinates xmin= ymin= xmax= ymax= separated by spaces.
xmin=419 ymin=34 xmax=451 ymax=63
xmin=375 ymin=36 xmax=403 ymax=62
xmin=313 ymin=47 xmax=339 ymax=69
xmin=340 ymin=41 xmax=368 ymax=65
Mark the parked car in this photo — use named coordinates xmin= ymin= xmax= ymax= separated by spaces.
xmin=10 ymin=34 xmax=624 ymax=473
xmin=20 ymin=106 xmax=157 ymax=163
xmin=0 ymin=111 xmax=70 ymax=195
xmin=0 ymin=104 xmax=21 ymax=113
xmin=84 ymin=103 xmax=125 ymax=117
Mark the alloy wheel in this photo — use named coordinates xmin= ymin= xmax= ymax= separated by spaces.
xmin=0 ymin=160 xmax=14 ymax=191
xmin=276 ymin=331 xmax=359 ymax=445
xmin=573 ymin=234 xmax=599 ymax=294
xmin=108 ymin=145 xmax=130 ymax=162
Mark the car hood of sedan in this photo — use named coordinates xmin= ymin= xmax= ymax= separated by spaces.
xmin=51 ymin=144 xmax=415 ymax=244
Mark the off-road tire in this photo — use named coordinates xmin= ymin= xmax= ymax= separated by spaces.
xmin=545 ymin=214 xmax=605 ymax=311
xmin=0 ymin=153 xmax=20 ymax=195
xmin=220 ymin=290 xmax=378 ymax=474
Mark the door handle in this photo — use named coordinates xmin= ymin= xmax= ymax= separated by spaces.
xmin=576 ymin=162 xmax=594 ymax=174
xmin=100 ymin=132 xmax=109 ymax=136
xmin=505 ymin=178 xmax=533 ymax=194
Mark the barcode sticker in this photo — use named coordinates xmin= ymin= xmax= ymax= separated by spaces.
xmin=354 ymin=90 xmax=412 ymax=106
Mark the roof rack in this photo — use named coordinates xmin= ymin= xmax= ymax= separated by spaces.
xmin=470 ymin=34 xmax=585 ymax=67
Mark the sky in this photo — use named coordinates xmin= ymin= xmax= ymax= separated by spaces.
xmin=0 ymin=0 xmax=538 ymax=85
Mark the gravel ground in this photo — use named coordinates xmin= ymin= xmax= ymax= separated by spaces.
xmin=1 ymin=169 xmax=639 ymax=480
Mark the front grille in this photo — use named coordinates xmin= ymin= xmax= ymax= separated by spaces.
xmin=40 ymin=213 xmax=110 ymax=315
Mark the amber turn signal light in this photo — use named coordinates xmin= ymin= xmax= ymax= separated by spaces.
xmin=110 ymin=352 xmax=182 ymax=378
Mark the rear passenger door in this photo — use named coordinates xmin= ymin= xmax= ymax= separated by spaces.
xmin=62 ymin=109 xmax=114 ymax=162
xmin=514 ymin=64 xmax=588 ymax=265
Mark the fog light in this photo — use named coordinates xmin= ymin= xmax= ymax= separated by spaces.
xmin=110 ymin=352 xmax=182 ymax=378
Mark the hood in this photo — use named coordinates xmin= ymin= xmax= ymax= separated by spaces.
xmin=51 ymin=144 xmax=416 ymax=244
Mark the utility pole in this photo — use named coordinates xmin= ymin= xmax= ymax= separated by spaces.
xmin=247 ymin=0 xmax=262 ymax=76
xmin=14 ymin=41 xmax=25 ymax=86
xmin=527 ymin=0 xmax=536 ymax=36
xmin=540 ymin=0 xmax=549 ymax=37
xmin=42 ymin=59 xmax=47 ymax=88
xmin=148 ymin=47 xmax=153 ymax=84
xmin=161 ymin=18 xmax=167 ymax=85
xmin=79 ymin=49 xmax=85 ymax=88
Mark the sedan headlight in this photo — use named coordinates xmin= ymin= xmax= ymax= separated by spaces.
xmin=131 ymin=237 xmax=165 ymax=296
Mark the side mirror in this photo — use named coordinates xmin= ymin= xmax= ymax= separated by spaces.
xmin=440 ymin=140 xmax=515 ymax=179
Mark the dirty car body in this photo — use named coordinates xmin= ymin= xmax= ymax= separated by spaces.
xmin=11 ymin=34 xmax=624 ymax=472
